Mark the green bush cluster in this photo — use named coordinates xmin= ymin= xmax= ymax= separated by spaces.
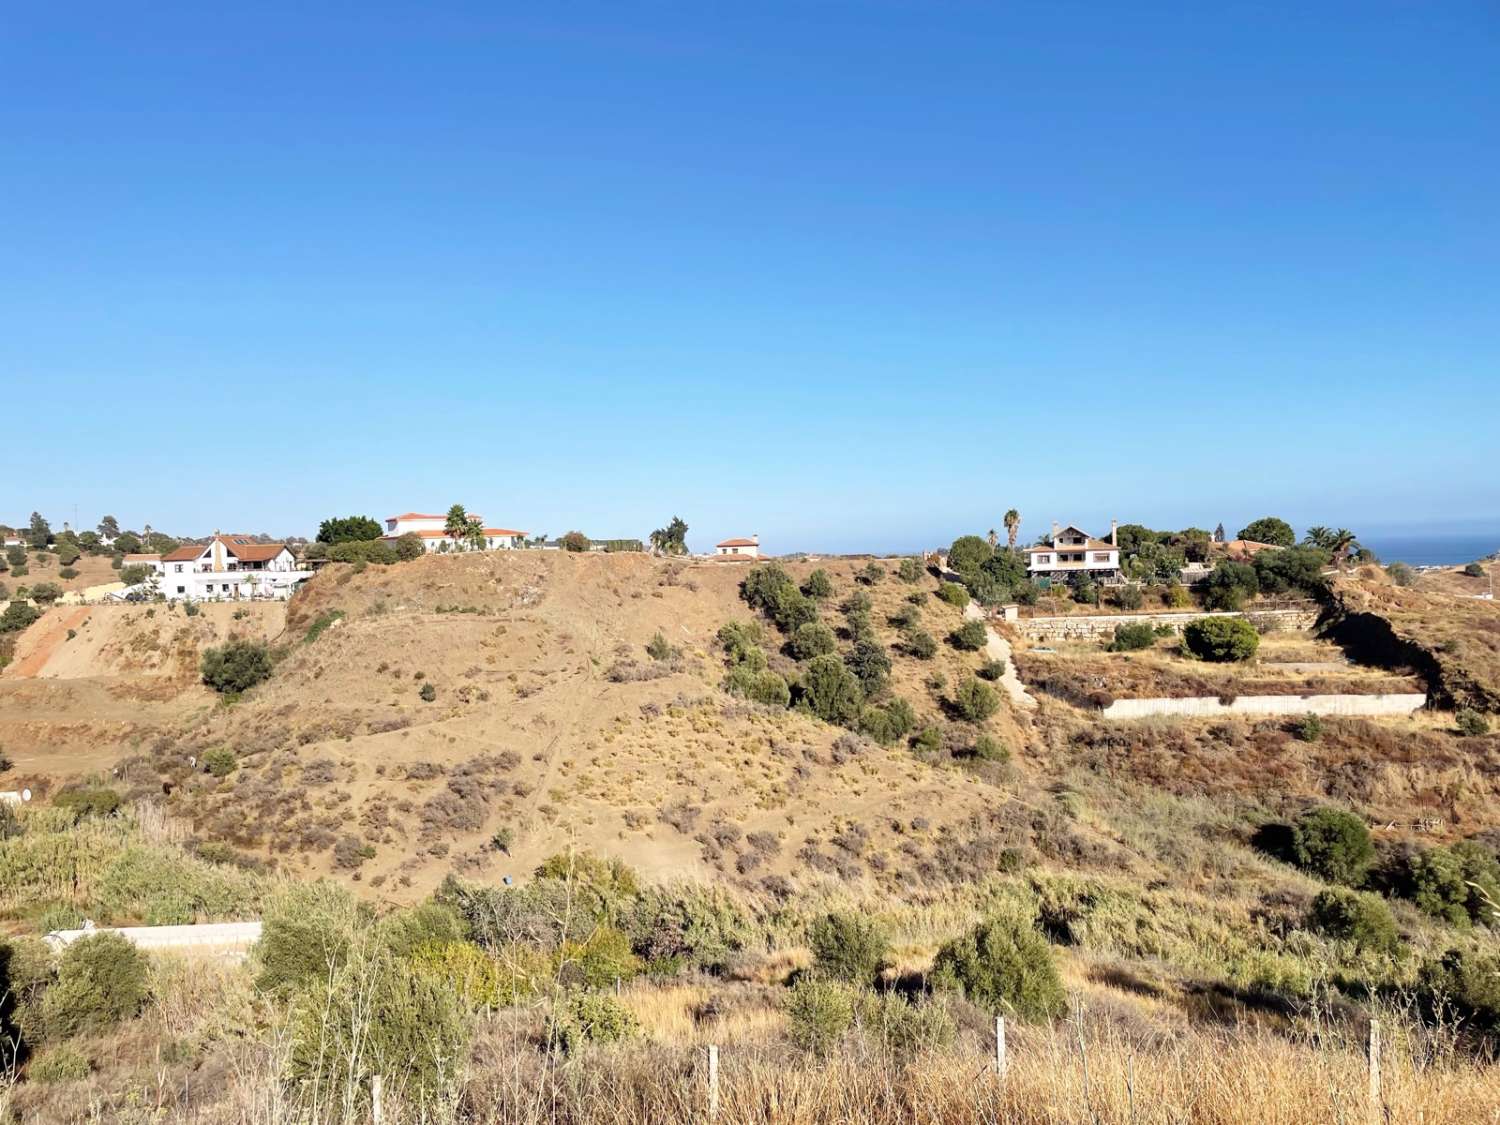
xmin=1306 ymin=889 xmax=1398 ymax=953
xmin=931 ymin=913 xmax=1066 ymax=1022
xmin=809 ymin=912 xmax=889 ymax=985
xmin=937 ymin=583 xmax=969 ymax=608
xmin=41 ymin=932 xmax=148 ymax=1039
xmin=799 ymin=654 xmax=865 ymax=726
xmin=1106 ymin=622 xmax=1156 ymax=652
xmin=1290 ymin=807 xmax=1374 ymax=886
xmin=858 ymin=697 xmax=915 ymax=745
xmin=1183 ymin=616 xmax=1259 ymax=662
xmin=952 ymin=676 xmax=999 ymax=723
xmin=741 ymin=565 xmax=817 ymax=633
xmin=949 ymin=621 xmax=988 ymax=651
xmin=200 ymin=639 xmax=274 ymax=694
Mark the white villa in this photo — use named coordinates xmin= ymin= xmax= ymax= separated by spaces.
xmin=714 ymin=536 xmax=761 ymax=558
xmin=1026 ymin=522 xmax=1123 ymax=585
xmin=144 ymin=535 xmax=311 ymax=601
xmin=380 ymin=512 xmax=527 ymax=552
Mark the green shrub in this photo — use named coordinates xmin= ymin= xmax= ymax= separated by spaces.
xmin=810 ymin=912 xmax=888 ymax=984
xmin=788 ymin=621 xmax=837 ymax=661
xmin=949 ymin=621 xmax=988 ymax=651
xmin=966 ymin=734 xmax=1009 ymax=762
xmin=290 ymin=942 xmax=471 ymax=1109
xmin=52 ymin=785 xmax=123 ymax=821
xmin=557 ymin=925 xmax=641 ymax=989
xmin=28 ymin=582 xmax=63 ymax=606
xmin=1307 ymin=889 xmax=1398 ymax=953
xmin=1455 ymin=709 xmax=1490 ymax=737
xmin=856 ymin=990 xmax=956 ymax=1054
xmin=626 ymin=883 xmax=756 ymax=973
xmin=550 ymin=989 xmax=637 ymax=1054
xmin=911 ymin=726 xmax=942 ymax=755
xmin=1386 ymin=562 xmax=1415 ymax=587
xmin=724 ymin=665 xmax=791 ymax=707
xmin=952 ymin=676 xmax=999 ymax=723
xmin=1238 ymin=517 xmax=1296 ymax=547
xmin=1201 ymin=561 xmax=1259 ymax=611
xmin=1293 ymin=713 xmax=1324 ymax=742
xmin=645 ymin=631 xmax=674 ymax=661
xmin=1463 ymin=562 xmax=1485 ymax=578
xmin=57 ymin=567 xmax=78 ymax=581
xmin=1420 ymin=947 xmax=1500 ymax=1034
xmin=844 ymin=637 xmax=891 ymax=695
xmin=937 ymin=582 xmax=969 ymax=608
xmin=947 ymin=536 xmax=993 ymax=575
xmin=42 ymin=932 xmax=148 ymax=1038
xmin=377 ymin=902 xmax=467 ymax=960
xmin=201 ymin=748 xmax=237 ymax=778
xmin=1106 ymin=623 xmax=1156 ymax=652
xmin=1183 ymin=616 xmax=1259 ymax=663
xmin=904 ymin=629 xmax=938 ymax=660
xmin=1384 ymin=846 xmax=1473 ymax=927
xmin=1112 ymin=583 xmax=1144 ymax=611
xmin=200 ymin=639 xmax=273 ymax=694
xmin=798 ymin=655 xmax=864 ymax=726
xmin=1290 ymin=807 xmax=1374 ymax=886
xmin=785 ymin=977 xmax=855 ymax=1055
xmin=931 ymin=914 xmax=1066 ymax=1022
xmin=29 ymin=1044 xmax=91 ymax=1083
xmin=888 ymin=603 xmax=921 ymax=630
xmin=742 ymin=565 xmax=818 ymax=632
xmin=419 ymin=682 xmax=437 ymax=702
xmin=0 ymin=602 xmax=41 ymax=633
xmin=858 ymin=562 xmax=885 ymax=585
xmin=803 ymin=569 xmax=834 ymax=599
xmin=256 ymin=881 xmax=369 ymax=995
xmin=897 ymin=558 xmax=923 ymax=583
xmin=717 ymin=620 xmax=765 ymax=663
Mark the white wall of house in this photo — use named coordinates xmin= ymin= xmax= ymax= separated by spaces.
xmin=159 ymin=568 xmax=310 ymax=601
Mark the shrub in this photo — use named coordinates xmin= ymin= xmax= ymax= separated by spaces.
xmin=557 ymin=925 xmax=641 ymax=989
xmin=809 ymin=912 xmax=888 ymax=984
xmin=58 ymin=567 xmax=78 ymax=580
xmin=724 ymin=665 xmax=791 ymax=707
xmin=201 ymin=748 xmax=237 ymax=778
xmin=303 ymin=609 xmax=345 ymax=644
xmin=1293 ymin=713 xmax=1324 ymax=742
xmin=788 ymin=621 xmax=837 ymax=661
xmin=844 ymin=637 xmax=891 ymax=695
xmin=419 ymin=682 xmax=437 ymax=702
xmin=857 ymin=562 xmax=885 ymax=585
xmin=1183 ymin=616 xmax=1259 ymax=663
xmin=904 ymin=629 xmax=937 ymax=659
xmin=1386 ymin=562 xmax=1416 ymax=587
xmin=897 ymin=557 xmax=923 ymax=583
xmin=27 ymin=582 xmax=63 ymax=606
xmin=1386 ymin=846 xmax=1473 ymax=927
xmin=53 ymin=786 xmax=122 ymax=820
xmin=742 ymin=564 xmax=817 ymax=632
xmin=1237 ymin=517 xmax=1296 ymax=547
xmin=200 ymin=639 xmax=273 ymax=694
xmin=952 ymin=676 xmax=999 ymax=723
xmin=1456 ymin=709 xmax=1490 ymax=737
xmin=1307 ymin=889 xmax=1398 ymax=953
xmin=889 ymin=603 xmax=921 ymax=630
xmin=1164 ymin=582 xmax=1191 ymax=608
xmin=1420 ymin=947 xmax=1500 ymax=1034
xmin=1463 ymin=562 xmax=1485 ymax=578
xmin=550 ymin=989 xmax=637 ymax=1054
xmin=1452 ymin=841 xmax=1500 ymax=926
xmin=645 ymin=631 xmax=675 ymax=661
xmin=947 ymin=536 xmax=993 ymax=575
xmin=931 ymin=914 xmax=1066 ymax=1022
xmin=717 ymin=620 xmax=765 ymax=663
xmin=1253 ymin=545 xmax=1330 ymax=596
xmin=911 ymin=726 xmax=941 ymax=755
xmin=256 ymin=882 xmax=369 ymax=995
xmin=626 ymin=883 xmax=756 ymax=973
xmin=1111 ymin=583 xmax=1144 ymax=610
xmin=859 ymin=698 xmax=916 ymax=745
xmin=290 ymin=943 xmax=471 ymax=1110
xmin=786 ymin=977 xmax=855 ymax=1055
xmin=799 ymin=655 xmax=864 ymax=726
xmin=803 ymin=569 xmax=834 ymax=599
xmin=966 ymin=734 xmax=1009 ymax=762
xmin=1106 ymin=623 xmax=1156 ymax=652
xmin=1201 ymin=562 xmax=1259 ymax=611
xmin=856 ymin=990 xmax=956 ymax=1054
xmin=42 ymin=932 xmax=148 ymax=1038
xmin=949 ymin=621 xmax=988 ymax=651
xmin=1290 ymin=807 xmax=1374 ymax=886
xmin=0 ymin=602 xmax=41 ymax=633
xmin=559 ymin=531 xmax=591 ymax=552
xmin=937 ymin=582 xmax=969 ymax=608
xmin=29 ymin=1044 xmax=92 ymax=1083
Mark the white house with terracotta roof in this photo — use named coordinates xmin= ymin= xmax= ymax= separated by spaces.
xmin=151 ymin=535 xmax=310 ymax=601
xmin=1026 ymin=522 xmax=1122 ymax=585
xmin=380 ymin=512 xmax=527 ymax=553
xmin=714 ymin=535 xmax=760 ymax=558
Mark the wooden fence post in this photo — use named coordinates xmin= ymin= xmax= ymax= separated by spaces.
xmin=372 ymin=1073 xmax=384 ymax=1124
xmin=995 ymin=1016 xmax=1007 ymax=1076
xmin=707 ymin=1044 xmax=720 ymax=1122
xmin=1367 ymin=1018 xmax=1381 ymax=1121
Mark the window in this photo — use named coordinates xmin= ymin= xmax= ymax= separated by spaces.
xmin=174 ymin=564 xmax=183 ymax=573
xmin=1035 ymin=554 xmax=1051 ymax=565
xmin=1093 ymin=553 xmax=1111 ymax=563
xmin=176 ymin=586 xmax=185 ymax=594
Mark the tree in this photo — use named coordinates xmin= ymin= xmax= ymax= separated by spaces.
xmin=464 ymin=516 xmax=487 ymax=551
xmin=844 ymin=636 xmax=891 ymax=695
xmin=200 ymin=639 xmax=274 ymax=693
xmin=119 ymin=564 xmax=151 ymax=586
xmin=788 ymin=622 xmax=837 ymax=661
xmin=931 ymin=914 xmax=1065 ymax=1022
xmin=28 ymin=582 xmax=63 ymax=605
xmin=97 ymin=515 xmax=120 ymax=539
xmin=41 ymin=932 xmax=148 ymax=1038
xmin=395 ymin=532 xmax=425 ymax=561
xmin=54 ymin=541 xmax=81 ymax=566
xmin=1237 ymin=517 xmax=1295 ymax=547
xmin=1213 ymin=522 xmax=1226 ymax=543
xmin=113 ymin=531 xmax=142 ymax=554
xmin=559 ymin=531 xmax=591 ymax=553
xmin=1253 ymin=546 xmax=1330 ymax=596
xmin=1464 ymin=562 xmax=1486 ymax=578
xmin=953 ymin=676 xmax=999 ymax=723
xmin=648 ymin=516 xmax=689 ymax=556
xmin=947 ymin=535 xmax=993 ymax=575
xmin=1291 ymin=807 xmax=1374 ymax=885
xmin=27 ymin=512 xmax=51 ymax=548
xmin=987 ymin=528 xmax=998 ymax=549
xmin=1201 ymin=560 xmax=1259 ymax=610
xmin=1307 ymin=889 xmax=1398 ymax=953
xmin=1305 ymin=526 xmax=1359 ymax=567
xmin=1003 ymin=509 xmax=1021 ymax=550
xmin=316 ymin=516 xmax=383 ymax=544
xmin=1183 ymin=616 xmax=1259 ymax=662
xmin=803 ymin=569 xmax=834 ymax=599
xmin=809 ymin=913 xmax=888 ymax=984
xmin=444 ymin=504 xmax=470 ymax=549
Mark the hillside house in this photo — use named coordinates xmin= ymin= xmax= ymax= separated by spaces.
xmin=380 ymin=512 xmax=527 ymax=552
xmin=152 ymin=535 xmax=310 ymax=600
xmin=715 ymin=536 xmax=760 ymax=558
xmin=1026 ymin=522 xmax=1122 ymax=585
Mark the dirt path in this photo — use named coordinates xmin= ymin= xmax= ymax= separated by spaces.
xmin=9 ymin=607 xmax=91 ymax=678
xmin=963 ymin=602 xmax=1037 ymax=709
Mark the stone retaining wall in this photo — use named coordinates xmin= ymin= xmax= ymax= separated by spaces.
xmin=1018 ymin=608 xmax=1318 ymax=642
xmin=1100 ymin=692 xmax=1426 ymax=721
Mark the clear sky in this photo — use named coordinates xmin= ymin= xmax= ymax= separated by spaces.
xmin=3 ymin=2 xmax=1497 ymax=553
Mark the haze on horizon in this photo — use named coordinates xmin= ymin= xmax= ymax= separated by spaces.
xmin=3 ymin=2 xmax=1497 ymax=554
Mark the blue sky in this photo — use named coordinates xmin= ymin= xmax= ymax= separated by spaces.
xmin=3 ymin=2 xmax=1497 ymax=553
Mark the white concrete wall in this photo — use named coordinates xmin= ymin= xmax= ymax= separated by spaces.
xmin=160 ymin=569 xmax=310 ymax=601
xmin=1100 ymin=692 xmax=1427 ymax=720
xmin=46 ymin=920 xmax=262 ymax=954
xmin=1019 ymin=608 xmax=1317 ymax=641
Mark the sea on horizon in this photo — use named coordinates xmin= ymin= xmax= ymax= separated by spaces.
xmin=1360 ymin=532 xmax=1499 ymax=568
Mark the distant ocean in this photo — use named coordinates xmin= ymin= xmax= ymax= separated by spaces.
xmin=1359 ymin=532 xmax=1499 ymax=567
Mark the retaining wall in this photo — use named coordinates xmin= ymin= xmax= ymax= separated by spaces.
xmin=45 ymin=920 xmax=262 ymax=954
xmin=1018 ymin=608 xmax=1317 ymax=642
xmin=1100 ymin=692 xmax=1426 ymax=721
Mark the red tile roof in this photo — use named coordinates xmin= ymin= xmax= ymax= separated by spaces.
xmin=162 ymin=545 xmax=206 ymax=562
xmin=382 ymin=528 xmax=526 ymax=539
xmin=716 ymin=538 xmax=758 ymax=548
xmin=123 ymin=553 xmax=162 ymax=563
xmin=386 ymin=512 xmax=447 ymax=521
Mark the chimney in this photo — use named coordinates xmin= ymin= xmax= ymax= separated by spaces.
xmin=1110 ymin=519 xmax=1118 ymax=547
xmin=751 ymin=534 xmax=759 ymax=545
xmin=1051 ymin=521 xmax=1060 ymax=542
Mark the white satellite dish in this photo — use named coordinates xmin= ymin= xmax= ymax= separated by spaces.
xmin=21 ymin=789 xmax=31 ymax=802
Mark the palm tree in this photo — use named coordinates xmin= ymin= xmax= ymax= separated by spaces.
xmin=1329 ymin=528 xmax=1358 ymax=568
xmin=1303 ymin=526 xmax=1333 ymax=550
xmin=464 ymin=517 xmax=487 ymax=552
xmin=444 ymin=504 xmax=469 ymax=551
xmin=1003 ymin=509 xmax=1021 ymax=550
xmin=987 ymin=528 xmax=998 ymax=549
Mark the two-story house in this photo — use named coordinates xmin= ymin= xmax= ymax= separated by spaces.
xmin=380 ymin=512 xmax=527 ymax=553
xmin=1026 ymin=522 xmax=1122 ymax=586
xmin=154 ymin=534 xmax=310 ymax=600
